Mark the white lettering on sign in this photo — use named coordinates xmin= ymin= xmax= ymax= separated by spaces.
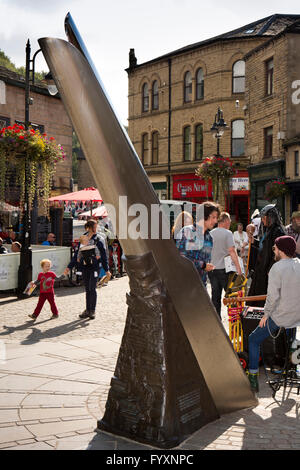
xmin=291 ymin=80 xmax=300 ymax=105
xmin=177 ymin=183 xmax=192 ymax=193
xmin=193 ymin=182 xmax=206 ymax=192
xmin=177 ymin=182 xmax=206 ymax=194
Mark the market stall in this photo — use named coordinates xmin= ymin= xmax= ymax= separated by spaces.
xmin=49 ymin=187 xmax=102 ymax=215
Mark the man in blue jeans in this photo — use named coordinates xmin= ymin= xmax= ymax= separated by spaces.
xmin=248 ymin=235 xmax=300 ymax=392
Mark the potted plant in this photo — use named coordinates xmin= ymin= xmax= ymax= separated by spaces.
xmin=264 ymin=179 xmax=287 ymax=202
xmin=0 ymin=123 xmax=65 ymax=214
xmin=195 ymin=155 xmax=235 ymax=202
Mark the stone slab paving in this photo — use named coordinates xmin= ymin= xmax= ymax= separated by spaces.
xmin=0 ymin=276 xmax=299 ymax=450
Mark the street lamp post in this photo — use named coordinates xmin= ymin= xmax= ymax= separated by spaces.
xmin=210 ymin=106 xmax=227 ymax=156
xmin=17 ymin=39 xmax=57 ymax=296
xmin=210 ymin=106 xmax=228 ymax=202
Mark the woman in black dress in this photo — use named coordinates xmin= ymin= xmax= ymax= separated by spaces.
xmin=247 ymin=204 xmax=286 ymax=306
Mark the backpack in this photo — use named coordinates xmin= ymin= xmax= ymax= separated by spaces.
xmin=80 ymin=245 xmax=96 ymax=266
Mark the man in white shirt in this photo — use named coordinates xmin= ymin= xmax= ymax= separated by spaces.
xmin=247 ymin=235 xmax=300 ymax=392
xmin=208 ymin=212 xmax=242 ymax=317
xmin=233 ymin=223 xmax=248 ymax=265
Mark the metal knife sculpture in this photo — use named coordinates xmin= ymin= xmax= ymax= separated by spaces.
xmin=38 ymin=13 xmax=257 ymax=448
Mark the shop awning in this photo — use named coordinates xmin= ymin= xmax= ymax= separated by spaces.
xmin=78 ymin=205 xmax=108 ymax=219
xmin=49 ymin=187 xmax=102 ymax=203
xmin=0 ymin=201 xmax=20 ymax=213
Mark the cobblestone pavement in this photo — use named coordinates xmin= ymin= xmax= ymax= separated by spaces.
xmin=0 ymin=277 xmax=299 ymax=450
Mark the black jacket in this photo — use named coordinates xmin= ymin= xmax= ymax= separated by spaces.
xmin=247 ymin=224 xmax=285 ymax=305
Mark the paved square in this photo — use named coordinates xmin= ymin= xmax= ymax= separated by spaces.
xmin=0 ymin=277 xmax=299 ymax=450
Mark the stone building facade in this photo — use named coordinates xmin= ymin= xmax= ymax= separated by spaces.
xmin=127 ymin=14 xmax=300 ymax=225
xmin=245 ymin=19 xmax=300 ymax=220
xmin=0 ymin=66 xmax=73 ymax=203
xmin=75 ymin=147 xmax=97 ymax=190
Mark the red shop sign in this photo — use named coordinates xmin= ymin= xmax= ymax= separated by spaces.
xmin=173 ymin=174 xmax=212 ymax=199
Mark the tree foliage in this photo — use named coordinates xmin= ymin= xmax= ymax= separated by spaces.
xmin=0 ymin=49 xmax=46 ymax=82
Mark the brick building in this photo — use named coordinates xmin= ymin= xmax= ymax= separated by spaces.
xmin=126 ymin=14 xmax=300 ymax=225
xmin=0 ymin=65 xmax=73 ymax=203
xmin=245 ymin=19 xmax=300 ymax=220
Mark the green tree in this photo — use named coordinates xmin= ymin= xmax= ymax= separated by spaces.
xmin=0 ymin=49 xmax=46 ymax=82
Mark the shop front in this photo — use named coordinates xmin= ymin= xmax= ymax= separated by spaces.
xmin=287 ymin=180 xmax=300 ymax=214
xmin=248 ymin=159 xmax=285 ymax=218
xmin=172 ymin=173 xmax=212 ymax=203
xmin=227 ymin=171 xmax=250 ymax=228
xmin=149 ymin=176 xmax=168 ymax=201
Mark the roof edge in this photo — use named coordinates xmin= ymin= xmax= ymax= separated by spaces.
xmin=127 ymin=14 xmax=300 ymax=72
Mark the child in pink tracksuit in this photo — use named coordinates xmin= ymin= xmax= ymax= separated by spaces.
xmin=28 ymin=259 xmax=64 ymax=320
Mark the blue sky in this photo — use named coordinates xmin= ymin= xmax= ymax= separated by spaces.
xmin=1 ymin=0 xmax=300 ymax=125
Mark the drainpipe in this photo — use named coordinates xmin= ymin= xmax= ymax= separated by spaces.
xmin=167 ymin=58 xmax=172 ymax=199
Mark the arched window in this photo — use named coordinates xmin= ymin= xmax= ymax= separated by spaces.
xmin=195 ymin=124 xmax=203 ymax=160
xmin=196 ymin=68 xmax=204 ymax=100
xmin=183 ymin=126 xmax=191 ymax=161
xmin=142 ymin=83 xmax=149 ymax=112
xmin=141 ymin=133 xmax=149 ymax=165
xmin=231 ymin=120 xmax=245 ymax=157
xmin=232 ymin=60 xmax=245 ymax=93
xmin=152 ymin=80 xmax=159 ymax=110
xmin=184 ymin=71 xmax=192 ymax=103
xmin=152 ymin=131 xmax=159 ymax=164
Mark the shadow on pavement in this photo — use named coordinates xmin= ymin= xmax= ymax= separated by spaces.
xmin=180 ymin=397 xmax=300 ymax=450
xmin=86 ymin=430 xmax=153 ymax=450
xmin=0 ymin=297 xmax=19 ymax=306
xmin=84 ymin=398 xmax=299 ymax=450
xmin=0 ymin=318 xmax=89 ymax=345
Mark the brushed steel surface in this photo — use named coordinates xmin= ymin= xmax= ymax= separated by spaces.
xmin=38 ymin=21 xmax=257 ymax=414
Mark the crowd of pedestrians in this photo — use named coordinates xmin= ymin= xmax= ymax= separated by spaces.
xmin=174 ymin=201 xmax=300 ymax=393
xmin=175 ymin=203 xmax=300 ymax=307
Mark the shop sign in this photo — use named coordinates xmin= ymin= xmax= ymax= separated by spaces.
xmin=173 ymin=174 xmax=212 ymax=199
xmin=230 ymin=177 xmax=249 ymax=192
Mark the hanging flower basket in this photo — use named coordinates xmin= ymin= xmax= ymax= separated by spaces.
xmin=0 ymin=123 xmax=65 ymax=215
xmin=195 ymin=155 xmax=235 ymax=202
xmin=195 ymin=155 xmax=234 ymax=179
xmin=264 ymin=179 xmax=287 ymax=201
